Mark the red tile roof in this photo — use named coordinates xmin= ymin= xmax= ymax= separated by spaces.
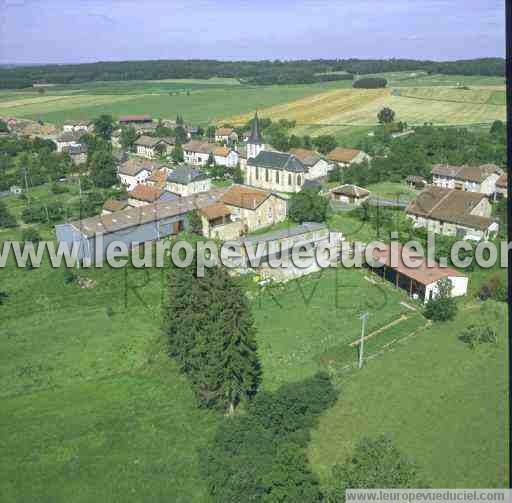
xmin=128 ymin=184 xmax=164 ymax=203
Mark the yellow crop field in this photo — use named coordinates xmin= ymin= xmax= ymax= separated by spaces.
xmin=224 ymin=86 xmax=506 ymax=137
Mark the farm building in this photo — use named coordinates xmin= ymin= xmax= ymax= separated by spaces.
xmin=245 ymin=151 xmax=307 ymax=193
xmin=366 ymin=243 xmax=468 ymax=303
xmin=127 ymin=184 xmax=177 ymax=207
xmin=226 ymin=222 xmax=338 ymax=272
xmin=330 ymin=184 xmax=370 ymax=205
xmin=431 ymin=164 xmax=500 ymax=195
xmin=327 ymin=147 xmax=371 ymax=168
xmin=119 ymin=115 xmax=153 ymax=125
xmin=55 ymin=189 xmax=227 ymax=264
xmin=288 ymin=148 xmax=331 ymax=179
xmin=134 ymin=136 xmax=175 ymax=159
xmin=165 ymin=165 xmax=211 ymax=196
xmin=117 ymin=159 xmax=166 ymax=191
xmin=406 ymin=186 xmax=498 ymax=241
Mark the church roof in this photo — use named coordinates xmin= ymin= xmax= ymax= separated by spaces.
xmin=247 ymin=151 xmax=307 ymax=173
xmin=247 ymin=112 xmax=263 ymax=144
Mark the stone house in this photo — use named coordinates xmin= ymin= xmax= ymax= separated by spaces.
xmin=54 ymin=131 xmax=86 ymax=152
xmin=63 ymin=143 xmax=88 ymax=166
xmin=62 ymin=120 xmax=93 ymax=133
xmin=220 ymin=184 xmax=288 ymax=234
xmin=183 ymin=140 xmax=238 ymax=167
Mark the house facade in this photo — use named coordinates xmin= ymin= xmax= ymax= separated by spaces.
xmin=245 ymin=151 xmax=307 ymax=193
xmin=220 ymin=184 xmax=288 ymax=233
xmin=288 ymin=148 xmax=331 ymax=180
xmin=165 ymin=165 xmax=211 ymax=196
xmin=183 ymin=141 xmax=238 ymax=167
xmin=431 ymin=164 xmax=500 ymax=195
xmin=495 ymin=174 xmax=507 ymax=199
xmin=117 ymin=159 xmax=163 ymax=191
xmin=406 ymin=186 xmax=497 ymax=241
xmin=134 ymin=136 xmax=174 ymax=159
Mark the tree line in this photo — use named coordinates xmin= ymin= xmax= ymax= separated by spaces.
xmin=0 ymin=58 xmax=504 ymax=88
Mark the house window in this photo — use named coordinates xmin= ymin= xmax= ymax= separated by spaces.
xmin=268 ymin=207 xmax=273 ymax=221
xmin=297 ymin=175 xmax=302 ymax=186
xmin=276 ymin=171 xmax=279 ymax=184
xmin=256 ymin=167 xmax=259 ymax=180
xmin=265 ymin=169 xmax=269 ymax=182
xmin=288 ymin=173 xmax=292 ymax=185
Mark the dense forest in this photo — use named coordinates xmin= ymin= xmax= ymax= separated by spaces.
xmin=0 ymin=57 xmax=505 ymax=88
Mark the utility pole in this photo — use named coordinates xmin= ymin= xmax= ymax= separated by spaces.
xmin=358 ymin=312 xmax=369 ymax=369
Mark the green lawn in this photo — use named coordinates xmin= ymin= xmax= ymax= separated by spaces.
xmin=308 ymin=302 xmax=508 ymax=488
xmin=366 ymin=181 xmax=419 ymax=201
xmin=0 ymin=213 xmax=507 ymax=499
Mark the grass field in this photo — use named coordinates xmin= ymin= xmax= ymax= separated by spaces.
xmin=308 ymin=302 xmax=508 ymax=488
xmin=0 ymin=224 xmax=507 ymax=499
xmin=0 ymin=73 xmax=505 ymax=135
xmin=0 ymin=80 xmax=353 ymax=126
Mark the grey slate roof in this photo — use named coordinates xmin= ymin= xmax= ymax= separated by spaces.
xmin=247 ymin=150 xmax=307 ymax=173
xmin=167 ymin=165 xmax=209 ymax=185
xmin=68 ymin=188 xmax=228 ymax=237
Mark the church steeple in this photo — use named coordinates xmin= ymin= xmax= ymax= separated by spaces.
xmin=248 ymin=111 xmax=263 ymax=144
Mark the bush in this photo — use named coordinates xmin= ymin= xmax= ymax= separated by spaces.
xmin=459 ymin=325 xmax=497 ymax=349
xmin=424 ymin=278 xmax=458 ymax=322
xmin=289 ymin=188 xmax=329 ymax=223
xmin=353 ymin=77 xmax=387 ymax=89
xmin=63 ymin=268 xmax=77 ymax=284
xmin=478 ymin=274 xmax=507 ymax=302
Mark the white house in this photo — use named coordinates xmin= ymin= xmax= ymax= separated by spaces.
xmin=431 ymin=164 xmax=500 ymax=196
xmin=213 ymin=146 xmax=239 ymax=167
xmin=330 ymin=184 xmax=370 ymax=206
xmin=117 ymin=159 xmax=163 ymax=191
xmin=182 ymin=141 xmax=238 ymax=167
xmin=165 ymin=165 xmax=212 ymax=196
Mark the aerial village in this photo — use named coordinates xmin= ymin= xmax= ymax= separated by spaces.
xmin=0 ymin=109 xmax=491 ymax=305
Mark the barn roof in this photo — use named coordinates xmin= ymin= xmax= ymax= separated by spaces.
xmin=370 ymin=243 xmax=466 ymax=286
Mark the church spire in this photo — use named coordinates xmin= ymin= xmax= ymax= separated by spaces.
xmin=248 ymin=111 xmax=263 ymax=144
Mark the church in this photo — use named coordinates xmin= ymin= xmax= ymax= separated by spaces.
xmin=242 ymin=112 xmax=310 ymax=193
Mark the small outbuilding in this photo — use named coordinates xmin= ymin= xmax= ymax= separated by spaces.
xmin=330 ymin=184 xmax=370 ymax=205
